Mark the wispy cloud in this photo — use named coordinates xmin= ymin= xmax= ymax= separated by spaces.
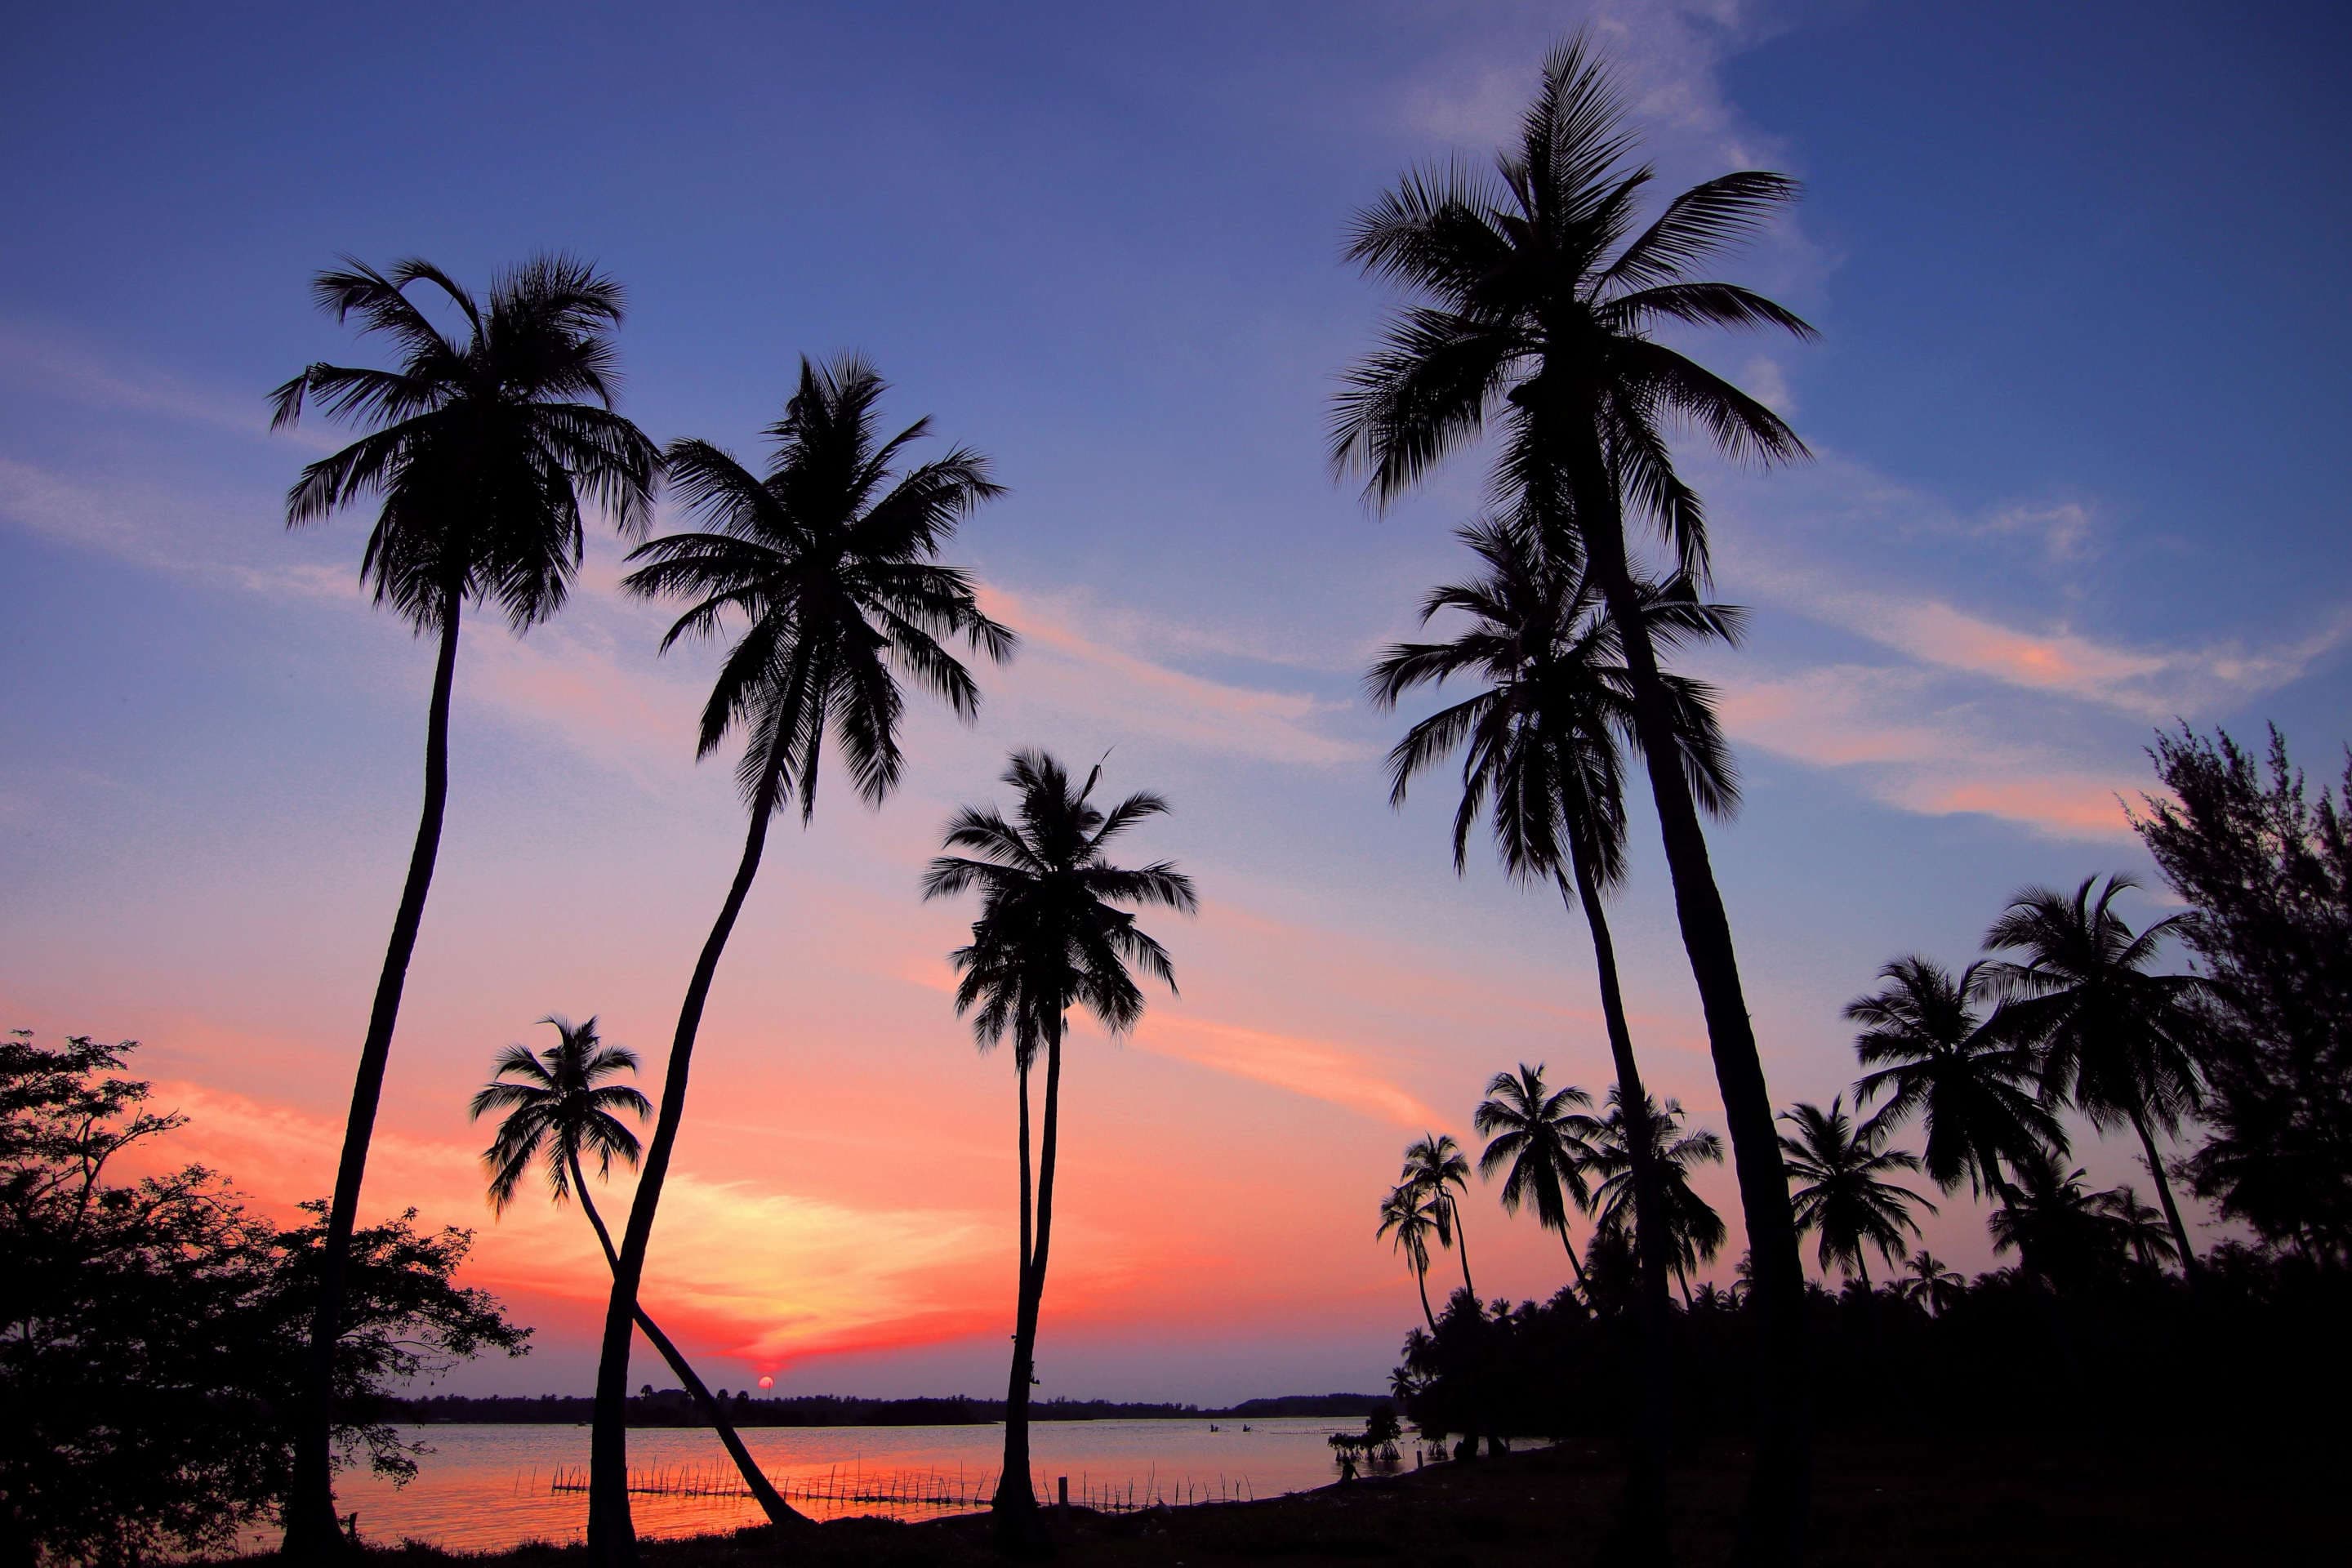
xmin=1134 ymin=1013 xmax=1444 ymax=1129
xmin=0 ymin=322 xmax=339 ymax=452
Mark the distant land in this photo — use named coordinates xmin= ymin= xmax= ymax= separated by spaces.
xmin=386 ymin=1391 xmax=1389 ymax=1426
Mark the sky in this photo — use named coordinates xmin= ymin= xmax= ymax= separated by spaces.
xmin=2 ymin=0 xmax=2347 ymax=1404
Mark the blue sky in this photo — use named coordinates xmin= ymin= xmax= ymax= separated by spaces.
xmin=2 ymin=1 xmax=2346 ymax=1401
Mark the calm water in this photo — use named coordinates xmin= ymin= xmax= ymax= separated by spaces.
xmin=327 ymin=1418 xmax=1368 ymax=1552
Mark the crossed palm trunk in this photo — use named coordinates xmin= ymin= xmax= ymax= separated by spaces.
xmin=563 ymin=1151 xmax=800 ymax=1528
xmin=286 ymin=582 xmax=462 ymax=1554
xmin=996 ymin=1008 xmax=1066 ymax=1523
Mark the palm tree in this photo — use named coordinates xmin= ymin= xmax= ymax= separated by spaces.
xmin=468 ymin=1018 xmax=800 ymax=1528
xmin=1330 ymin=38 xmax=1819 ymax=1549
xmin=1400 ymin=1134 xmax=1478 ymax=1300
xmin=1846 ymin=957 xmax=2066 ymax=1216
xmin=1378 ymin=1183 xmax=1446 ymax=1332
xmin=1989 ymin=1146 xmax=2127 ymax=1285
xmin=2092 ymin=1185 xmax=2184 ymax=1274
xmin=1775 ymin=1097 xmax=1936 ymax=1290
xmin=586 ymin=356 xmax=1012 ymax=1561
xmin=267 ymin=255 xmax=658 ymax=1553
xmin=1896 ymin=1253 xmax=1965 ymax=1317
xmin=1588 ymin=1089 xmax=1728 ymax=1306
xmin=1984 ymin=875 xmax=2212 ymax=1277
xmin=1474 ymin=1063 xmax=1601 ymax=1288
xmin=921 ymin=750 xmax=1194 ymax=1536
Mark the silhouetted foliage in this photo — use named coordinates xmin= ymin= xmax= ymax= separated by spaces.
xmin=2133 ymin=724 xmax=2352 ymax=1261
xmin=0 ymin=1033 xmax=525 ymax=1565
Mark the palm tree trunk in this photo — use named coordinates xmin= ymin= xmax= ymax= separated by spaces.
xmin=996 ymin=1009 xmax=1066 ymax=1537
xmin=1558 ymin=1223 xmax=1588 ymax=1290
xmin=2126 ymin=1106 xmax=2199 ymax=1280
xmin=1414 ymin=1257 xmax=1438 ymax=1334
xmin=1450 ymin=1195 xmax=1477 ymax=1302
xmin=1560 ymin=861 xmax=1675 ymax=1564
xmin=283 ymin=585 xmax=462 ymax=1557
xmin=1555 ymin=419 xmax=1811 ymax=1568
xmin=587 ymin=736 xmax=787 ymax=1566
xmin=1674 ymin=1258 xmax=1694 ymax=1309
xmin=569 ymin=1157 xmax=804 ymax=1530
xmin=1856 ymin=1254 xmax=1870 ymax=1294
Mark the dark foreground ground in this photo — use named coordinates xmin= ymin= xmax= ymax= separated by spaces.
xmin=244 ymin=1433 xmax=2343 ymax=1566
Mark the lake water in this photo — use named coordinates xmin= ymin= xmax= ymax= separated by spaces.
xmin=329 ymin=1418 xmax=1378 ymax=1551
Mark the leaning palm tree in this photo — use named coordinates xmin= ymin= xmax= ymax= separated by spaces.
xmin=1400 ymin=1134 xmax=1478 ymax=1301
xmin=921 ymin=750 xmax=1194 ymax=1538
xmin=1331 ymin=37 xmax=1818 ymax=1549
xmin=586 ymin=356 xmax=1012 ymax=1561
xmin=1378 ymin=1183 xmax=1446 ymax=1333
xmin=1775 ymin=1097 xmax=1936 ymax=1290
xmin=1984 ymin=875 xmax=2212 ymax=1277
xmin=267 ymin=254 xmax=658 ymax=1553
xmin=1846 ymin=956 xmax=2066 ymax=1216
xmin=2092 ymin=1185 xmax=2183 ymax=1274
xmin=1588 ymin=1089 xmax=1728 ymax=1306
xmin=1473 ymin=1063 xmax=1601 ymax=1288
xmin=1896 ymin=1252 xmax=1965 ymax=1317
xmin=469 ymin=1018 xmax=800 ymax=1528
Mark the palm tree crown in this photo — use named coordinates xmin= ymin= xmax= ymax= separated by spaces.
xmin=624 ymin=354 xmax=1016 ymax=821
xmin=271 ymin=254 xmax=660 ymax=630
xmin=1473 ymin=1062 xmax=1599 ymax=1247
xmin=1399 ymin=1133 xmax=1478 ymax=1298
xmin=1897 ymin=1252 xmax=1965 ymax=1316
xmin=1588 ymin=1088 xmax=1727 ymax=1290
xmin=469 ymin=1016 xmax=650 ymax=1214
xmin=1377 ymin=1183 xmax=1446 ymax=1333
xmin=1776 ymin=1096 xmax=1936 ymax=1286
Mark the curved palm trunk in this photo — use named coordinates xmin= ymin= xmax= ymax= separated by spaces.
xmin=1561 ymin=864 xmax=1677 ymax=1561
xmin=587 ymin=744 xmax=786 ymax=1565
xmin=1673 ymin=1259 xmax=1694 ymax=1309
xmin=1556 ymin=420 xmax=1811 ymax=1567
xmin=2126 ymin=1106 xmax=2199 ymax=1280
xmin=283 ymin=587 xmax=462 ymax=1557
xmin=1414 ymin=1256 xmax=1439 ymax=1334
xmin=1558 ymin=1223 xmax=1588 ymax=1290
xmin=1450 ymin=1195 xmax=1477 ymax=1303
xmin=568 ymin=1156 xmax=803 ymax=1530
xmin=995 ymin=1009 xmax=1065 ymax=1537
xmin=1855 ymin=1254 xmax=1870 ymax=1294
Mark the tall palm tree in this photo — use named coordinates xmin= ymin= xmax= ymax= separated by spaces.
xmin=1896 ymin=1253 xmax=1965 ymax=1317
xmin=468 ymin=1018 xmax=800 ymax=1528
xmin=1588 ymin=1089 xmax=1728 ymax=1306
xmin=1474 ymin=1063 xmax=1601 ymax=1287
xmin=2092 ymin=1185 xmax=2183 ymax=1274
xmin=1984 ymin=875 xmax=2212 ymax=1278
xmin=1378 ymin=1183 xmax=1446 ymax=1332
xmin=1400 ymin=1134 xmax=1478 ymax=1301
xmin=586 ymin=356 xmax=1012 ymax=1561
xmin=1331 ymin=38 xmax=1818 ymax=1551
xmin=267 ymin=255 xmax=658 ymax=1552
xmin=921 ymin=750 xmax=1194 ymax=1536
xmin=1775 ymin=1097 xmax=1936 ymax=1291
xmin=1846 ymin=957 xmax=2066 ymax=1215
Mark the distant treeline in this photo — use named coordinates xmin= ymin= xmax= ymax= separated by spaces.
xmin=385 ymin=1390 xmax=1388 ymax=1426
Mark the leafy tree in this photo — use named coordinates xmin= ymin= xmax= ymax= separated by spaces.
xmin=921 ymin=750 xmax=1194 ymax=1537
xmin=1400 ymin=1133 xmax=1479 ymax=1299
xmin=469 ymin=1018 xmax=800 ymax=1527
xmin=1378 ymin=1183 xmax=1446 ymax=1333
xmin=590 ymin=355 xmax=1012 ymax=1560
xmin=1775 ymin=1097 xmax=1935 ymax=1290
xmin=1 ymin=1033 xmax=526 ymax=1565
xmin=2132 ymin=724 xmax=2352 ymax=1262
xmin=1588 ymin=1088 xmax=1727 ymax=1305
xmin=267 ymin=255 xmax=657 ymax=1552
xmin=1985 ymin=875 xmax=2212 ymax=1276
xmin=1331 ymin=36 xmax=1819 ymax=1551
xmin=1475 ymin=1063 xmax=1601 ymax=1287
xmin=1846 ymin=957 xmax=2065 ymax=1212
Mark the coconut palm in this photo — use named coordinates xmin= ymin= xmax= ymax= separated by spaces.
xmin=1378 ymin=1183 xmax=1446 ymax=1333
xmin=1984 ymin=875 xmax=2212 ymax=1277
xmin=1400 ymin=1134 xmax=1478 ymax=1300
xmin=1775 ymin=1097 xmax=1936 ymax=1290
xmin=267 ymin=254 xmax=659 ymax=1552
xmin=1588 ymin=1089 xmax=1728 ymax=1306
xmin=2093 ymin=1185 xmax=2184 ymax=1274
xmin=1896 ymin=1252 xmax=1965 ymax=1317
xmin=585 ymin=355 xmax=1012 ymax=1561
xmin=1989 ymin=1146 xmax=2128 ymax=1285
xmin=921 ymin=750 xmax=1194 ymax=1535
xmin=468 ymin=1018 xmax=799 ymax=1528
xmin=1330 ymin=38 xmax=1818 ymax=1548
xmin=1846 ymin=957 xmax=2066 ymax=1214
xmin=1472 ymin=1063 xmax=1601 ymax=1287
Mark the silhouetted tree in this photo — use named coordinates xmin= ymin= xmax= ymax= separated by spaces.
xmin=469 ymin=1018 xmax=799 ymax=1527
xmin=266 ymin=255 xmax=657 ymax=1553
xmin=588 ymin=356 xmax=1012 ymax=1561
xmin=921 ymin=750 xmax=1194 ymax=1538
xmin=1379 ymin=1183 xmax=1446 ymax=1333
xmin=1331 ymin=36 xmax=1819 ymax=1552
xmin=2132 ymin=724 xmax=2352 ymax=1263
xmin=1989 ymin=1147 xmax=2128 ymax=1288
xmin=1776 ymin=1097 xmax=1935 ymax=1290
xmin=1588 ymin=1089 xmax=1726 ymax=1305
xmin=1985 ymin=875 xmax=2212 ymax=1276
xmin=1401 ymin=1134 xmax=1479 ymax=1299
xmin=2092 ymin=1185 xmax=2182 ymax=1275
xmin=1896 ymin=1252 xmax=1965 ymax=1316
xmin=1475 ymin=1063 xmax=1601 ymax=1288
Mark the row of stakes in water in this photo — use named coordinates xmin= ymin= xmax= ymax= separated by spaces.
xmin=535 ymin=1462 xmax=1258 ymax=1513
